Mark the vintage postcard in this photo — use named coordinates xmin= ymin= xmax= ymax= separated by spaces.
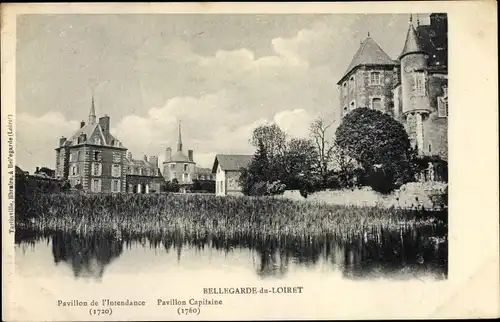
xmin=2 ymin=2 xmax=499 ymax=321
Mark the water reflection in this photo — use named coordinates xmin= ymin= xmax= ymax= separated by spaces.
xmin=52 ymin=231 xmax=123 ymax=280
xmin=15 ymin=226 xmax=447 ymax=281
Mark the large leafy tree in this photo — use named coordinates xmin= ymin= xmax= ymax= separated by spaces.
xmin=335 ymin=108 xmax=416 ymax=192
xmin=250 ymin=124 xmax=287 ymax=182
xmin=283 ymin=137 xmax=319 ymax=190
xmin=239 ymin=139 xmax=270 ymax=195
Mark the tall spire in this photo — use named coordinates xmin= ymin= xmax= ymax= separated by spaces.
xmin=89 ymin=95 xmax=96 ymax=124
xmin=177 ymin=120 xmax=183 ymax=152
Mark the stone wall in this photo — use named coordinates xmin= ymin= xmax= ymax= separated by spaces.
xmin=282 ymin=182 xmax=448 ymax=210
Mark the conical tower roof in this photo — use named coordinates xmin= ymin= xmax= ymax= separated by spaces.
xmin=338 ymin=36 xmax=396 ymax=84
xmin=399 ymin=20 xmax=428 ymax=59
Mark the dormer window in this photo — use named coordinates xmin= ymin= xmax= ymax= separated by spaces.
xmin=369 ymin=72 xmax=381 ymax=85
xmin=94 ymin=137 xmax=101 ymax=145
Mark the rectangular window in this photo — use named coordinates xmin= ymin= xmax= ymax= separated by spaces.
xmin=69 ymin=152 xmax=75 ymax=162
xmin=112 ymin=179 xmax=120 ymax=193
xmin=438 ymin=97 xmax=448 ymax=118
xmin=413 ymin=72 xmax=425 ymax=95
xmin=93 ymin=151 xmax=101 ymax=161
xmin=112 ymin=164 xmax=121 ymax=177
xmin=184 ymin=164 xmax=188 ymax=172
xmin=370 ymin=72 xmax=381 ymax=85
xmin=91 ymin=179 xmax=101 ymax=192
xmin=92 ymin=162 xmax=102 ymax=176
xmin=112 ymin=152 xmax=121 ymax=163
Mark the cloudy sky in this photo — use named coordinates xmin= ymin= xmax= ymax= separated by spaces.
xmin=16 ymin=13 xmax=429 ymax=172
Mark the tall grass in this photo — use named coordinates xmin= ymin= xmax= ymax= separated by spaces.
xmin=16 ymin=192 xmax=446 ymax=241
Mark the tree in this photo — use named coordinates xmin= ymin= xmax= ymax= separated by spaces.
xmin=284 ymin=137 xmax=319 ymax=190
xmin=335 ymin=108 xmax=415 ymax=193
xmin=309 ymin=117 xmax=335 ymax=188
xmin=239 ymin=139 xmax=270 ymax=195
xmin=250 ymin=123 xmax=288 ymax=181
xmin=330 ymin=141 xmax=361 ymax=188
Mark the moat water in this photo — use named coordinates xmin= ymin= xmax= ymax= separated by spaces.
xmin=12 ymin=225 xmax=447 ymax=320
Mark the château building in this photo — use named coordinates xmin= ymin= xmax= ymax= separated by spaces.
xmin=162 ymin=122 xmax=196 ymax=185
xmin=125 ymin=152 xmax=163 ymax=193
xmin=338 ymin=13 xmax=448 ymax=178
xmin=55 ymin=97 xmax=128 ymax=192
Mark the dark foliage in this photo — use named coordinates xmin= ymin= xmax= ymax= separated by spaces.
xmin=335 ymin=108 xmax=416 ymax=193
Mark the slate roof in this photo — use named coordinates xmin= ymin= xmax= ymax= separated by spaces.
xmin=126 ymin=158 xmax=158 ymax=168
xmin=338 ymin=36 xmax=397 ymax=84
xmin=60 ymin=121 xmax=123 ymax=149
xmin=212 ymin=154 xmax=253 ymax=173
xmin=399 ymin=24 xmax=427 ymax=59
xmin=195 ymin=167 xmax=213 ymax=174
xmin=415 ymin=24 xmax=448 ymax=69
xmin=165 ymin=150 xmax=194 ymax=163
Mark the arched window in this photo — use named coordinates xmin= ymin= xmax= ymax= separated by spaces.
xmin=371 ymin=97 xmax=382 ymax=111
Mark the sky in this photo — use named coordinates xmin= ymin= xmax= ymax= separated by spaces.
xmin=15 ymin=13 xmax=430 ymax=172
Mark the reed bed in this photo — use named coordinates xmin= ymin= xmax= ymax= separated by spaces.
xmin=16 ymin=192 xmax=447 ymax=241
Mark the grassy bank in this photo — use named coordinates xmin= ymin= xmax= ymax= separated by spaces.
xmin=16 ymin=192 xmax=447 ymax=240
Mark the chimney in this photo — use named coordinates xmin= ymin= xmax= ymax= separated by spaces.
xmin=149 ymin=156 xmax=158 ymax=167
xmin=127 ymin=152 xmax=132 ymax=160
xmin=165 ymin=147 xmax=172 ymax=161
xmin=144 ymin=154 xmax=148 ymax=161
xmin=80 ymin=120 xmax=85 ymax=128
xmin=36 ymin=166 xmax=39 ymax=173
xmin=188 ymin=149 xmax=194 ymax=162
xmin=59 ymin=136 xmax=66 ymax=146
xmin=98 ymin=115 xmax=110 ymax=142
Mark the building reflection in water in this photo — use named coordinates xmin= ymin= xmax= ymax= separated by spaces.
xmin=51 ymin=231 xmax=124 ymax=280
xmin=17 ymin=223 xmax=447 ymax=281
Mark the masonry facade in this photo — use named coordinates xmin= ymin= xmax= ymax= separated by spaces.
xmin=338 ymin=14 xmax=448 ymax=178
xmin=162 ymin=122 xmax=196 ymax=185
xmin=212 ymin=154 xmax=253 ymax=196
xmin=55 ymin=97 xmax=127 ymax=193
xmin=125 ymin=153 xmax=163 ymax=193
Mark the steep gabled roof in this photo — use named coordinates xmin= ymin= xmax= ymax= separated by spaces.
xmin=211 ymin=154 xmax=253 ymax=173
xmin=338 ymin=36 xmax=396 ymax=84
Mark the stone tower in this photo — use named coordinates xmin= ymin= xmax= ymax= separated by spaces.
xmin=337 ymin=33 xmax=397 ymax=118
xmin=399 ymin=15 xmax=432 ymax=155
